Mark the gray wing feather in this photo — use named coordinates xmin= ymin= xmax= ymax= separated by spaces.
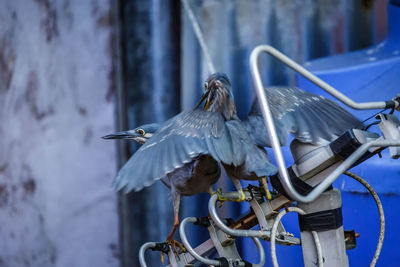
xmin=226 ymin=120 xmax=277 ymax=177
xmin=114 ymin=110 xmax=245 ymax=193
xmin=245 ymin=86 xmax=362 ymax=147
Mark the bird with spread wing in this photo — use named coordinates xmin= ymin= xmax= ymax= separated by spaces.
xmin=103 ymin=73 xmax=361 ymax=242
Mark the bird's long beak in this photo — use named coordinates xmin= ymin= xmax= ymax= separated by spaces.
xmin=102 ymin=131 xmax=138 ymax=140
xmin=203 ymin=94 xmax=212 ymax=111
xmin=194 ymin=90 xmax=210 ymax=110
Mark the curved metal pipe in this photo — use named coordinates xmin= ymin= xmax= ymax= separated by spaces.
xmin=250 ymin=45 xmax=392 ymax=111
xmin=270 ymin=207 xmax=323 ymax=267
xmin=252 ymin=237 xmax=266 ymax=267
xmin=180 ymin=216 xmax=266 ymax=267
xmin=345 ymin=171 xmax=384 ymax=267
xmin=179 ymin=217 xmax=221 ymax=266
xmin=249 ymin=44 xmax=400 ymax=203
xmin=249 ymin=46 xmax=400 ymax=203
xmin=208 ymin=195 xmax=269 ymax=237
xmin=139 ymin=242 xmax=157 ymax=267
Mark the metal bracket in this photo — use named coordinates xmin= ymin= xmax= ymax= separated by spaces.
xmin=179 ymin=217 xmax=266 ymax=267
xmin=377 ymin=113 xmax=400 ymax=159
xmin=208 ymin=194 xmax=300 ymax=246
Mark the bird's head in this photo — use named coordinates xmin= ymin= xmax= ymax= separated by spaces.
xmin=195 ymin=73 xmax=237 ymax=120
xmin=102 ymin=123 xmax=159 ymax=145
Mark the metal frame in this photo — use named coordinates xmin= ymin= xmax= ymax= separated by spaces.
xmin=249 ymin=44 xmax=400 ymax=203
xmin=179 ymin=217 xmax=266 ymax=267
xmin=208 ymin=194 xmax=300 ymax=246
xmin=139 ymin=45 xmax=400 ymax=267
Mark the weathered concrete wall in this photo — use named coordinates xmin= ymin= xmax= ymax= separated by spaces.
xmin=0 ymin=1 xmax=119 ymax=266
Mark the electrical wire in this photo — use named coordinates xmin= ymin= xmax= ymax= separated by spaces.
xmin=181 ymin=0 xmax=216 ymax=73
xmin=270 ymin=207 xmax=323 ymax=267
xmin=344 ymin=171 xmax=385 ymax=267
xmin=364 ymin=121 xmax=380 ymax=131
xmin=358 ymin=108 xmax=387 ymax=130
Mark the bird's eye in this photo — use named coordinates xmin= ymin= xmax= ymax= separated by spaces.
xmin=204 ymin=82 xmax=208 ymax=90
xmin=137 ymin=129 xmax=145 ymax=136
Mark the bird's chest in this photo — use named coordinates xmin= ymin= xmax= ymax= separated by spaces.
xmin=168 ymin=156 xmax=220 ymax=196
xmin=223 ymin=163 xmax=259 ymax=181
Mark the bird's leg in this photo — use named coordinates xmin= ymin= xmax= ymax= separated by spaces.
xmin=207 ymin=185 xmax=214 ymax=195
xmin=166 ymin=192 xmax=186 ymax=254
xmin=166 ymin=213 xmax=186 ymax=254
xmin=166 ymin=214 xmax=186 ymax=253
xmin=231 ymin=178 xmax=246 ymax=202
xmin=259 ymin=177 xmax=272 ymax=200
xmin=166 ymin=212 xmax=179 ymax=243
xmin=213 ymin=179 xmax=246 ymax=202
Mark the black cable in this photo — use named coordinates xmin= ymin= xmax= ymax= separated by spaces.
xmin=358 ymin=108 xmax=387 ymax=130
xmin=364 ymin=121 xmax=380 ymax=131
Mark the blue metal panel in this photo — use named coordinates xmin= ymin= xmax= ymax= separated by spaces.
xmin=341 ymin=186 xmax=400 ymax=265
xmin=294 ymin=3 xmax=400 ymax=265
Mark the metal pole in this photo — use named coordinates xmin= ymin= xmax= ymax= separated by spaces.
xmin=298 ymin=189 xmax=347 ymax=267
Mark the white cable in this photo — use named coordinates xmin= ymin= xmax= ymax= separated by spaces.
xmin=181 ymin=0 xmax=216 ymax=73
xmin=270 ymin=207 xmax=323 ymax=267
xmin=345 ymin=171 xmax=385 ymax=267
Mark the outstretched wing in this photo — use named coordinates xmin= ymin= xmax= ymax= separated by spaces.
xmin=245 ymin=86 xmax=362 ymax=147
xmin=225 ymin=120 xmax=277 ymax=178
xmin=114 ymin=110 xmax=244 ymax=193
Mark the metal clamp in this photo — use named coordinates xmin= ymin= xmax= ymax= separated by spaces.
xmin=179 ymin=217 xmax=266 ymax=267
xmin=377 ymin=113 xmax=400 ymax=158
xmin=208 ymin=194 xmax=300 ymax=246
xmin=249 ymin=44 xmax=400 ymax=203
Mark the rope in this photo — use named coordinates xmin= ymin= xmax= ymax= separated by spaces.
xmin=344 ymin=171 xmax=384 ymax=267
xmin=181 ymin=0 xmax=216 ymax=73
